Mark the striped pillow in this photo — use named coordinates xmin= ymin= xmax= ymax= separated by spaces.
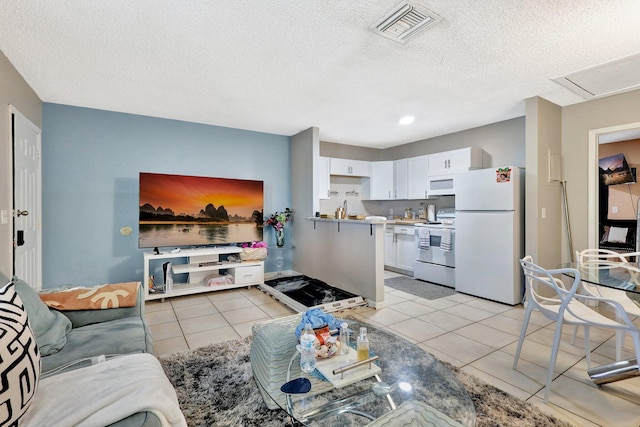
xmin=0 ymin=282 xmax=41 ymax=426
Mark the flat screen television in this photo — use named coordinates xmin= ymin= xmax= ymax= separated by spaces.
xmin=139 ymin=172 xmax=264 ymax=249
xmin=599 ymin=153 xmax=636 ymax=186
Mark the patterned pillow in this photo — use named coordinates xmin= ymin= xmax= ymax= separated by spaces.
xmin=0 ymin=282 xmax=41 ymax=425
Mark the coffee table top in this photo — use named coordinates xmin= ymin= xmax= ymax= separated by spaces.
xmin=250 ymin=315 xmax=476 ymax=426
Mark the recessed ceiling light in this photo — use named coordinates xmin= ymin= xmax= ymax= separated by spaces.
xmin=399 ymin=116 xmax=415 ymax=125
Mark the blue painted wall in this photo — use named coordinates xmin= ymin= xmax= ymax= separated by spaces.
xmin=42 ymin=103 xmax=291 ymax=288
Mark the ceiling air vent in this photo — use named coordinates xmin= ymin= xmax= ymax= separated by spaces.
xmin=371 ymin=1 xmax=442 ymax=44
xmin=552 ymin=52 xmax=640 ymax=99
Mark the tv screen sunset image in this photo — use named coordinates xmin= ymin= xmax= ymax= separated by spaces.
xmin=139 ymin=173 xmax=264 ymax=248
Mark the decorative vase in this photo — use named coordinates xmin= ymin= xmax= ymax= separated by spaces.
xmin=275 ymin=228 xmax=285 ymax=247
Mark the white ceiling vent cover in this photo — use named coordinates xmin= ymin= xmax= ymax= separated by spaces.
xmin=553 ymin=52 xmax=640 ymax=99
xmin=371 ymin=1 xmax=442 ymax=44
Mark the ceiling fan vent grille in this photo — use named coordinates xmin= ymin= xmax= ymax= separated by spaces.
xmin=371 ymin=1 xmax=442 ymax=43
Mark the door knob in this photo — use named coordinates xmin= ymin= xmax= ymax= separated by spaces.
xmin=16 ymin=210 xmax=29 ymax=217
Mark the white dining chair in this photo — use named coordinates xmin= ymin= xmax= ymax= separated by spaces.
xmin=513 ymin=256 xmax=640 ymax=402
xmin=574 ymin=249 xmax=640 ymax=361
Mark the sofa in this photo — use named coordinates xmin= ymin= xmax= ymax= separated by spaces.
xmin=0 ymin=271 xmax=185 ymax=426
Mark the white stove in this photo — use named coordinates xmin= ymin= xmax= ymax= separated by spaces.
xmin=414 ymin=208 xmax=456 ymax=287
xmin=414 ymin=208 xmax=455 ymax=227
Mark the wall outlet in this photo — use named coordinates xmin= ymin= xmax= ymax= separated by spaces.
xmin=0 ymin=210 xmax=7 ymax=224
xmin=612 ymin=206 xmax=619 ymax=214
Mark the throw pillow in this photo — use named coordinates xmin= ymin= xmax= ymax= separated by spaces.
xmin=12 ymin=278 xmax=72 ymax=356
xmin=607 ymin=226 xmax=629 ymax=244
xmin=0 ymin=281 xmax=41 ymax=425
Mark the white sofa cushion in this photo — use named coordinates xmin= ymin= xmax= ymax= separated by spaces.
xmin=0 ymin=281 xmax=41 ymax=425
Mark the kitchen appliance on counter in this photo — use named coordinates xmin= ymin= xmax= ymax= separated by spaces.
xmin=427 ymin=204 xmax=436 ymax=222
xmin=454 ymin=166 xmax=524 ymax=305
xmin=414 ymin=208 xmax=456 ymax=287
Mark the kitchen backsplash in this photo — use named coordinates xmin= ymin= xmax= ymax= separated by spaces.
xmin=320 ymin=176 xmax=367 ymax=216
xmin=319 ymin=176 xmax=454 ymax=218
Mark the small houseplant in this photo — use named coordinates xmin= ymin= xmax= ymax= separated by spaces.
xmin=264 ymin=208 xmax=292 ymax=247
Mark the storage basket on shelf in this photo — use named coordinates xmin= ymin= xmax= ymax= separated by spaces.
xmin=240 ymin=247 xmax=268 ymax=261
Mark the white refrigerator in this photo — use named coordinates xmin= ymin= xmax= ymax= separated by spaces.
xmin=454 ymin=166 xmax=524 ymax=305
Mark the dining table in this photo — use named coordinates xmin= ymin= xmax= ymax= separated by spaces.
xmin=559 ymin=261 xmax=640 ymax=385
xmin=559 ymin=261 xmax=640 ymax=295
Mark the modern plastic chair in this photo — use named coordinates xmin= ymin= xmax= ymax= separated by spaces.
xmin=513 ymin=256 xmax=640 ymax=402
xmin=574 ymin=249 xmax=640 ymax=361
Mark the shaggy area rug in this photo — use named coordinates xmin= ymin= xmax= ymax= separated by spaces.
xmin=159 ymin=323 xmax=573 ymax=427
xmin=385 ymin=276 xmax=457 ymax=300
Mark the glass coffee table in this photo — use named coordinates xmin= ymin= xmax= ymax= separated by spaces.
xmin=250 ymin=315 xmax=476 ymax=426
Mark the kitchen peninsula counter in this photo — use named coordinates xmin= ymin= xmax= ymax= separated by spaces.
xmin=306 ymin=217 xmax=387 ymax=224
xmin=298 ymin=217 xmax=387 ymax=307
xmin=307 ymin=217 xmax=424 ymax=225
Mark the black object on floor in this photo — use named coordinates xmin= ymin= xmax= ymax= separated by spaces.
xmin=264 ymin=275 xmax=359 ymax=308
xmin=385 ymin=276 xmax=457 ymax=300
xmin=280 ymin=377 xmax=311 ymax=394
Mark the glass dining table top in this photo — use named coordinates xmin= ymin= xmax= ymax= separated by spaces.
xmin=559 ymin=261 xmax=640 ymax=295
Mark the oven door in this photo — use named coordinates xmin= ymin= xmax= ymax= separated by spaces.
xmin=415 ymin=226 xmax=455 ymax=267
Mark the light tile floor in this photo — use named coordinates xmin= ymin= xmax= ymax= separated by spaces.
xmin=146 ymin=271 xmax=640 ymax=427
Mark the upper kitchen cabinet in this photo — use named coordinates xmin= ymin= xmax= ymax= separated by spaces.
xmin=407 ymin=155 xmax=429 ymax=199
xmin=427 ymin=147 xmax=484 ymax=196
xmin=330 ymin=158 xmax=370 ymax=177
xmin=370 ymin=161 xmax=394 ymax=200
xmin=394 ymin=159 xmax=408 ymax=199
xmin=428 ymin=147 xmax=483 ymax=176
xmin=318 ymin=156 xmax=330 ymax=199
xmin=369 ymin=156 xmax=429 ymax=200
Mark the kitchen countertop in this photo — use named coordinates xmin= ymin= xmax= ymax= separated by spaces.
xmin=307 ymin=217 xmax=428 ymax=226
xmin=393 ymin=219 xmax=426 ymax=225
xmin=305 ymin=217 xmax=388 ymax=225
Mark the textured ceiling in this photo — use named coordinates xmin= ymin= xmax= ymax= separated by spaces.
xmin=1 ymin=1 xmax=640 ymax=148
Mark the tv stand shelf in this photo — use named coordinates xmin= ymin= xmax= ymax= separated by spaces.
xmin=142 ymin=246 xmax=264 ymax=301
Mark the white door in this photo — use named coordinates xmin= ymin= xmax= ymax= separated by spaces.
xmin=11 ymin=107 xmax=42 ymax=290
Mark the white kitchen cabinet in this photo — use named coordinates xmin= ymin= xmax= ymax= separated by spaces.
xmin=394 ymin=159 xmax=408 ymax=199
xmin=384 ymin=225 xmax=415 ymax=272
xmin=318 ymin=156 xmax=330 ymax=199
xmin=407 ymin=155 xmax=429 ymax=199
xmin=330 ymin=158 xmax=370 ymax=177
xmin=396 ymin=231 xmax=416 ymax=271
xmin=370 ymin=161 xmax=394 ymax=200
xmin=384 ymin=225 xmax=396 ymax=266
xmin=428 ymin=147 xmax=483 ymax=176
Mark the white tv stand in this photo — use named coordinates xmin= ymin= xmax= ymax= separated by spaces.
xmin=142 ymin=246 xmax=264 ymax=301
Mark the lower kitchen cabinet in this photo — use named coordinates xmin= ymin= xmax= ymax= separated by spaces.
xmin=384 ymin=225 xmax=415 ymax=272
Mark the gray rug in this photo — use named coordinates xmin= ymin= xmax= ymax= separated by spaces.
xmin=159 ymin=320 xmax=573 ymax=427
xmin=385 ymin=276 xmax=457 ymax=300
